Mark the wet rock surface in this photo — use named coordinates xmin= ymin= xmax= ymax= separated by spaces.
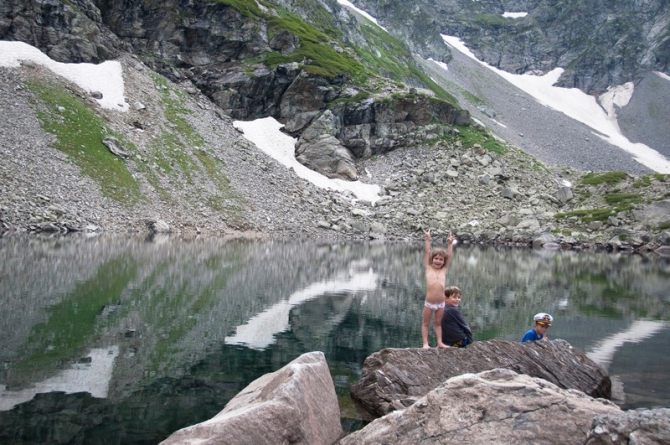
xmin=342 ymin=368 xmax=622 ymax=445
xmin=350 ymin=339 xmax=611 ymax=418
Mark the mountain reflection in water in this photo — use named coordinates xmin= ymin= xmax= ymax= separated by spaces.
xmin=0 ymin=235 xmax=668 ymax=444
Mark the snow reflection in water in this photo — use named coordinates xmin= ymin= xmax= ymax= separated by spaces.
xmin=225 ymin=270 xmax=378 ymax=349
xmin=0 ymin=346 xmax=119 ymax=411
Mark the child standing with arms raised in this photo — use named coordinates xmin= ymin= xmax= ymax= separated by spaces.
xmin=422 ymin=229 xmax=454 ymax=349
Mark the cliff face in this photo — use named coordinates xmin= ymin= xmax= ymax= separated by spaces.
xmin=0 ymin=0 xmax=124 ymax=62
xmin=3 ymin=1 xmax=666 ymax=133
xmin=1 ymin=0 xmax=472 ymax=181
xmin=3 ymin=0 xmax=667 ymax=116
xmin=351 ymin=0 xmax=670 ymax=95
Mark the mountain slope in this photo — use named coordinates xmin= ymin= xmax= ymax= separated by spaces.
xmin=348 ymin=0 xmax=670 ymax=171
xmin=0 ymin=0 xmax=669 ymax=249
xmin=350 ymin=0 xmax=670 ymax=94
xmin=416 ymin=42 xmax=652 ymax=174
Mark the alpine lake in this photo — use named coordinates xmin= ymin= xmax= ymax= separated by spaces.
xmin=1 ymin=234 xmax=669 ymax=444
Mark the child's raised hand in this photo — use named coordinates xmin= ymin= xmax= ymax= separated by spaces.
xmin=424 ymin=229 xmax=431 ymax=241
xmin=447 ymin=231 xmax=454 ymax=243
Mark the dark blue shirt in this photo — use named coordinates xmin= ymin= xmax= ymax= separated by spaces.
xmin=441 ymin=305 xmax=473 ymax=345
xmin=521 ymin=328 xmax=544 ymax=342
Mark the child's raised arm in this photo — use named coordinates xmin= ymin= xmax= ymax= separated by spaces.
xmin=424 ymin=230 xmax=432 ymax=267
xmin=444 ymin=231 xmax=454 ymax=269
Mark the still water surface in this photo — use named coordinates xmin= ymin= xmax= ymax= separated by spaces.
xmin=0 ymin=235 xmax=669 ymax=444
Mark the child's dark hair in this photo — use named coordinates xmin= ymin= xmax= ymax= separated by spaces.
xmin=444 ymin=286 xmax=461 ymax=298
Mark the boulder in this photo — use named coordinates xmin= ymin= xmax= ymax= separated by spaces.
xmin=340 ymin=368 xmax=620 ymax=445
xmin=556 ymin=186 xmax=574 ymax=204
xmin=160 ymin=352 xmax=343 ymax=445
xmin=151 ymin=220 xmax=171 ymax=233
xmin=295 ymin=111 xmax=358 ymax=181
xmin=102 ymin=136 xmax=130 ymax=158
xmin=350 ymin=339 xmax=610 ymax=418
xmin=631 ymin=199 xmax=670 ymax=228
xmin=585 ymin=408 xmax=670 ymax=444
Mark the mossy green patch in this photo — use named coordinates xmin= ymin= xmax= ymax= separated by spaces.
xmin=577 ymin=189 xmax=592 ymax=203
xmin=153 ymin=76 xmax=205 ymax=180
xmin=353 ymin=23 xmax=457 ymax=103
xmin=633 ymin=175 xmax=651 ymax=188
xmin=265 ymin=40 xmax=368 ymax=82
xmin=212 ymin=0 xmax=263 ymax=18
xmin=603 ymin=193 xmax=642 ymax=209
xmin=149 ymin=75 xmax=245 ymax=221
xmin=581 ymin=171 xmax=628 ymax=185
xmin=194 ymin=148 xmax=246 ymax=217
xmin=250 ymin=7 xmax=369 ymax=83
xmin=28 ymin=80 xmax=142 ymax=204
xmin=214 ymin=0 xmax=462 ymax=105
xmin=557 ymin=190 xmax=644 ymax=224
xmin=558 ymin=208 xmax=615 ymax=223
xmin=452 ymin=125 xmax=508 ymax=155
xmin=327 ymin=91 xmax=372 ymax=108
xmin=460 ymin=88 xmax=488 ymax=108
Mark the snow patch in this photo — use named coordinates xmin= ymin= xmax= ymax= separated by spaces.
xmin=234 ymin=117 xmax=381 ymax=203
xmin=0 ymin=41 xmax=129 ymax=111
xmin=440 ymin=35 xmax=670 ymax=173
xmin=337 ymin=0 xmax=388 ymax=32
xmin=503 ymin=12 xmax=528 ymax=18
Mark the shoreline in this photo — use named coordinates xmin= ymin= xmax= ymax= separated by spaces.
xmin=2 ymin=225 xmax=669 ymax=257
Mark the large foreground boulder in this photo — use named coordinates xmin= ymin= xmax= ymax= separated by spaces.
xmin=161 ymin=352 xmax=343 ymax=445
xmin=340 ymin=368 xmax=621 ymax=445
xmin=351 ymin=339 xmax=610 ymax=418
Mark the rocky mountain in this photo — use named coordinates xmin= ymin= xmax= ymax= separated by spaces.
xmin=348 ymin=0 xmax=670 ymax=168
xmin=351 ymin=0 xmax=670 ymax=94
xmin=0 ymin=0 xmax=669 ymax=251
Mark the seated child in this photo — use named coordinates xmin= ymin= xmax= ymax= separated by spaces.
xmin=521 ymin=312 xmax=553 ymax=342
xmin=440 ymin=286 xmax=474 ymax=348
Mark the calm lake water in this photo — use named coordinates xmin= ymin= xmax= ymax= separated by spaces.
xmin=0 ymin=235 xmax=669 ymax=444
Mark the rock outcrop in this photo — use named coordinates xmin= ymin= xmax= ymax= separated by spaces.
xmin=160 ymin=352 xmax=343 ymax=445
xmin=341 ymin=368 xmax=622 ymax=445
xmin=350 ymin=339 xmax=611 ymax=418
xmin=295 ymin=110 xmax=359 ymax=180
xmin=0 ymin=0 xmax=124 ymax=63
xmin=585 ymin=408 xmax=670 ymax=444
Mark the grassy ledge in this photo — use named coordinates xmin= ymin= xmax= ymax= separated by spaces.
xmin=28 ymin=80 xmax=143 ymax=204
